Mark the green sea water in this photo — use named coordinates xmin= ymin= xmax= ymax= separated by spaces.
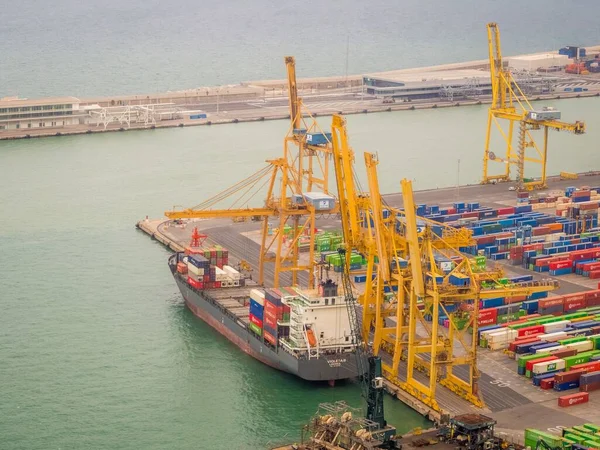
xmin=1 ymin=96 xmax=598 ymax=448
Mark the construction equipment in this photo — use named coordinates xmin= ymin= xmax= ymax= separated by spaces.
xmin=165 ymin=56 xmax=337 ymax=288
xmin=481 ymin=22 xmax=585 ymax=191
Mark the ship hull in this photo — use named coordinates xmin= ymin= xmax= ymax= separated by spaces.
xmin=173 ymin=274 xmax=360 ymax=382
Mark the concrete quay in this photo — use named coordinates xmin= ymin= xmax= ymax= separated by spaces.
xmin=3 ymin=45 xmax=600 ymax=140
xmin=136 ymin=173 xmax=600 ymax=437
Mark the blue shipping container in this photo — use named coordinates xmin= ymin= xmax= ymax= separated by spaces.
xmin=553 ymin=380 xmax=580 ymax=391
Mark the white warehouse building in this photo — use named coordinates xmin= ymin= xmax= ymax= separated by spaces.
xmin=507 ymin=53 xmax=571 ymax=72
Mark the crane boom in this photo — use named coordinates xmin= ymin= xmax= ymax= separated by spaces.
xmin=285 ymin=56 xmax=301 ymax=130
xmin=482 ymin=22 xmax=586 ymax=190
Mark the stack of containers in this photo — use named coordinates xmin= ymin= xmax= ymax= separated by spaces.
xmin=187 ymin=254 xmax=211 ymax=289
xmin=580 ymin=370 xmax=600 ymax=391
xmin=264 ymin=289 xmax=283 ymax=346
xmin=223 ymin=265 xmax=243 ymax=287
xmin=538 ymin=297 xmax=564 ymax=315
xmin=524 ymin=429 xmax=565 ymax=450
xmin=248 ymin=289 xmax=265 ymax=337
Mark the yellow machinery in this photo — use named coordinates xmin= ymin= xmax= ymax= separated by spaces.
xmin=330 ymin=114 xmax=559 ymax=411
xmin=482 ymin=22 xmax=585 ymax=191
xmin=165 ymin=56 xmax=337 ymax=288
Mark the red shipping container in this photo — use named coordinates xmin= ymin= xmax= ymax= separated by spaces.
xmin=478 ymin=317 xmax=497 ymax=327
xmin=558 ymin=392 xmax=589 ymax=407
xmin=555 ymin=369 xmax=586 ymax=383
xmin=187 ymin=276 xmax=201 ymax=289
xmin=565 ymin=299 xmax=586 ymax=312
xmin=214 ymin=281 xmax=221 ymax=288
xmin=549 ymin=261 xmax=572 ymax=270
xmin=249 ymin=313 xmax=263 ymax=329
xmin=509 ymin=337 xmax=540 ymax=352
xmin=263 ymin=330 xmax=277 ymax=346
xmin=526 ymin=356 xmax=558 ymax=372
xmin=551 ymin=349 xmax=577 ymax=358
xmin=539 ymin=297 xmax=564 ymax=308
xmin=518 ymin=325 xmax=545 ymax=337
xmin=264 ymin=300 xmax=277 ymax=315
xmin=498 ymin=207 xmax=516 ymax=215
xmin=569 ymin=362 xmax=600 ymax=374
xmin=584 ymin=289 xmax=600 ymax=304
xmin=564 ymin=293 xmax=586 ymax=303
xmin=461 ymin=212 xmax=479 ymax=218
xmin=478 ymin=308 xmax=498 ymax=321
xmin=540 ymin=378 xmax=555 ymax=390
xmin=583 ymin=263 xmax=600 ymax=272
xmin=264 ymin=312 xmax=277 ymax=329
xmin=580 ymin=382 xmax=600 ymax=392
xmin=590 ymin=271 xmax=600 ymax=280
xmin=447 ymin=208 xmax=457 ymax=214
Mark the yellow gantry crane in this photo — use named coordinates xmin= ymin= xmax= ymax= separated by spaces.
xmin=165 ymin=56 xmax=337 ymax=288
xmin=482 ymin=22 xmax=585 ymax=191
xmin=329 ymin=114 xmax=559 ymax=412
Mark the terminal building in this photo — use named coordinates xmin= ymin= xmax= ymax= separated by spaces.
xmin=363 ymin=69 xmax=492 ymax=101
xmin=0 ymin=96 xmax=86 ymax=131
xmin=363 ymin=68 xmax=558 ymax=101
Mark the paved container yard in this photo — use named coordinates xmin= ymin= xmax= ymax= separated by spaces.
xmin=137 ymin=173 xmax=600 ymax=436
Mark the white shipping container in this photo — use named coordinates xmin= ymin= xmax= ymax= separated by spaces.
xmin=487 ymin=329 xmax=518 ymax=344
xmin=543 ymin=320 xmax=571 ymax=333
xmin=532 ymin=359 xmax=566 ymax=375
xmin=481 ymin=328 xmax=515 ymax=341
xmin=565 ymin=340 xmax=594 ymax=353
xmin=539 ymin=331 xmax=568 ymax=342
xmin=223 ymin=265 xmax=241 ymax=280
xmin=250 ymin=289 xmax=265 ymax=306
xmin=187 ymin=263 xmax=205 ymax=276
xmin=536 ymin=345 xmax=565 ymax=354
xmin=489 ymin=341 xmax=510 ymax=351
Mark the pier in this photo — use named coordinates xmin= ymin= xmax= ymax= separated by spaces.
xmin=137 ymin=173 xmax=600 ymax=439
xmin=3 ymin=45 xmax=600 ymax=140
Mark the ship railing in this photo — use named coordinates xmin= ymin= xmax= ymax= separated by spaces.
xmin=279 ymin=340 xmax=307 ymax=360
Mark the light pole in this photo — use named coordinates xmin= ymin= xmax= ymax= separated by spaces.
xmin=216 ymin=86 xmax=222 ymax=115
xmin=456 ymin=158 xmax=461 ymax=200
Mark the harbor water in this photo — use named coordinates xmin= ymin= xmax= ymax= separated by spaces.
xmin=2 ymin=0 xmax=600 ymax=98
xmin=1 ymin=97 xmax=599 ymax=449
xmin=2 ymin=0 xmax=600 ymax=447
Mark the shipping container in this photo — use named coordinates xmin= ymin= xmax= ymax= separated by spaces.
xmin=248 ymin=322 xmax=262 ymax=336
xmin=558 ymin=392 xmax=589 ymax=406
xmin=527 ymin=356 xmax=559 ymax=372
xmin=533 ymin=358 xmax=566 ymax=374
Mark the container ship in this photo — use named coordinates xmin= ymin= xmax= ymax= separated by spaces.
xmin=168 ymin=250 xmax=361 ymax=383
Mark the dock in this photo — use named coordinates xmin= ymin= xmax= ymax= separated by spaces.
xmin=136 ymin=172 xmax=600 ymax=437
xmin=3 ymin=45 xmax=600 ymax=140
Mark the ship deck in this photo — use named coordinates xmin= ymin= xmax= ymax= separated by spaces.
xmin=138 ymin=172 xmax=600 ymax=438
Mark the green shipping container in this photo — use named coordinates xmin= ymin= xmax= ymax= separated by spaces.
xmin=564 ymin=312 xmax=589 ymax=320
xmin=524 ymin=429 xmax=563 ymax=448
xmin=518 ymin=352 xmax=551 ymax=368
xmin=563 ymin=352 xmax=594 ymax=369
xmin=559 ymin=336 xmax=588 ymax=345
xmin=563 ymin=434 xmax=584 ymax=444
xmin=583 ymin=424 xmax=600 ymax=434
xmin=248 ymin=322 xmax=262 ymax=336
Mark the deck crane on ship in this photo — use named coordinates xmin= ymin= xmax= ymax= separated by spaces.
xmin=481 ymin=22 xmax=585 ymax=191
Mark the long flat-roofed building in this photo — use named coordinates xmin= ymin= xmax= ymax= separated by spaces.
xmin=0 ymin=96 xmax=86 ymax=131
